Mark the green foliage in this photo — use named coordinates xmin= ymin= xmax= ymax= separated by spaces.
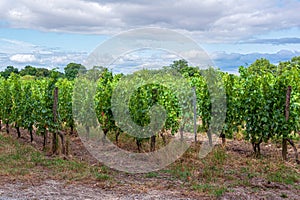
xmin=168 ymin=59 xmax=188 ymax=72
xmin=238 ymin=58 xmax=300 ymax=153
xmin=20 ymin=65 xmax=38 ymax=76
xmin=0 ymin=66 xmax=19 ymax=79
xmin=64 ymin=63 xmax=86 ymax=80
xmin=56 ymin=78 xmax=74 ymax=131
xmin=94 ymin=68 xmax=119 ymax=134
xmin=1 ymin=56 xmax=300 ymax=158
xmin=0 ymin=77 xmax=13 ymax=124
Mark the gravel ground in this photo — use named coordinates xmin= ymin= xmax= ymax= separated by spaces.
xmin=0 ymin=180 xmax=199 ymax=200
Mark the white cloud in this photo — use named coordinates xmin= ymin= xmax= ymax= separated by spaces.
xmin=0 ymin=38 xmax=36 ymax=54
xmin=9 ymin=54 xmax=36 ymax=63
xmin=0 ymin=38 xmax=87 ymax=69
xmin=180 ymin=50 xmax=212 ymax=67
xmin=0 ymin=0 xmax=299 ymax=42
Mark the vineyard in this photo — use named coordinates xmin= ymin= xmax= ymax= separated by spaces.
xmin=0 ymin=57 xmax=300 ymax=199
xmin=1 ymin=58 xmax=300 ymax=159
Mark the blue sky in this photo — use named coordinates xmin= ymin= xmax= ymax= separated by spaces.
xmin=0 ymin=0 xmax=300 ymax=74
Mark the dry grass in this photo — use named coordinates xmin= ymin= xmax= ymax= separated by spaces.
xmin=159 ymin=138 xmax=300 ymax=197
xmin=0 ymin=132 xmax=112 ymax=183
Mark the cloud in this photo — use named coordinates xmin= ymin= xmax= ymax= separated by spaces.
xmin=241 ymin=37 xmax=300 ymax=45
xmin=0 ymin=0 xmax=299 ymax=42
xmin=0 ymin=38 xmax=37 ymax=54
xmin=108 ymin=49 xmax=181 ymax=74
xmin=10 ymin=54 xmax=36 ymax=63
xmin=0 ymin=38 xmax=87 ymax=69
xmin=1 ymin=0 xmax=300 ymax=73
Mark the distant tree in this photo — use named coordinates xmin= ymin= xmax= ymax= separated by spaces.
xmin=20 ymin=65 xmax=37 ymax=76
xmin=0 ymin=66 xmax=19 ymax=79
xmin=35 ymin=68 xmax=51 ymax=77
xmin=164 ymin=59 xmax=200 ymax=76
xmin=64 ymin=63 xmax=86 ymax=80
xmin=169 ymin=59 xmax=188 ymax=72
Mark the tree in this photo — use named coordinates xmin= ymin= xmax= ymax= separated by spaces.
xmin=20 ymin=65 xmax=38 ymax=76
xmin=35 ymin=68 xmax=51 ymax=77
xmin=166 ymin=59 xmax=189 ymax=72
xmin=64 ymin=63 xmax=86 ymax=80
xmin=1 ymin=66 xmax=19 ymax=79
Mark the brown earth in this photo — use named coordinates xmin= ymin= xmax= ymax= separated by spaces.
xmin=0 ymin=126 xmax=299 ymax=200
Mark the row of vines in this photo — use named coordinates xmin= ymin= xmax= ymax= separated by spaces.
xmin=0 ymin=57 xmax=299 ymax=163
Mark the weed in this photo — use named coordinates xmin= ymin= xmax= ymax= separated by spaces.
xmin=212 ymin=187 xmax=227 ymax=198
xmin=267 ymin=171 xmax=298 ymax=185
xmin=166 ymin=165 xmax=192 ymax=181
xmin=212 ymin=147 xmax=227 ymax=165
xmin=192 ymin=184 xmax=227 ymax=197
xmin=94 ymin=172 xmax=111 ymax=181
xmin=91 ymin=167 xmax=111 ymax=181
xmin=145 ymin=172 xmax=158 ymax=178
xmin=280 ymin=193 xmax=288 ymax=198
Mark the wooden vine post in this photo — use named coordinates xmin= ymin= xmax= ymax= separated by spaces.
xmin=52 ymin=87 xmax=65 ymax=155
xmin=282 ymin=86 xmax=291 ymax=160
xmin=283 ymin=86 xmax=299 ymax=163
xmin=150 ymin=87 xmax=158 ymax=152
xmin=52 ymin=87 xmax=59 ymax=154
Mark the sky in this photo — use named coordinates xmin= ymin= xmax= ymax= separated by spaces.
xmin=0 ymin=0 xmax=300 ymax=74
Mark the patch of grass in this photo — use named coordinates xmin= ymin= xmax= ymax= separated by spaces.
xmin=192 ymin=183 xmax=214 ymax=192
xmin=212 ymin=147 xmax=227 ymax=165
xmin=90 ymin=166 xmax=111 ymax=181
xmin=196 ymin=147 xmax=227 ymax=182
xmin=0 ymin=133 xmax=111 ymax=182
xmin=267 ymin=171 xmax=298 ymax=185
xmin=264 ymin=163 xmax=299 ymax=185
xmin=93 ymin=171 xmax=111 ymax=181
xmin=145 ymin=172 xmax=158 ymax=178
xmin=166 ymin=165 xmax=192 ymax=182
xmin=0 ymin=135 xmax=37 ymax=176
xmin=213 ymin=186 xmax=227 ymax=198
xmin=192 ymin=183 xmax=227 ymax=197
xmin=240 ymin=166 xmax=249 ymax=173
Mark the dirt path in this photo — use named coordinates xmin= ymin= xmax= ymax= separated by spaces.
xmin=0 ymin=179 xmax=204 ymax=200
xmin=1 ymin=178 xmax=299 ymax=200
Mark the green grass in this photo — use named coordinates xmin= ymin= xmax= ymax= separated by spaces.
xmin=192 ymin=183 xmax=227 ymax=197
xmin=166 ymin=165 xmax=192 ymax=181
xmin=0 ymin=133 xmax=112 ymax=182
xmin=145 ymin=172 xmax=159 ymax=178
xmin=91 ymin=167 xmax=111 ymax=181
xmin=267 ymin=170 xmax=298 ymax=185
xmin=262 ymin=163 xmax=299 ymax=185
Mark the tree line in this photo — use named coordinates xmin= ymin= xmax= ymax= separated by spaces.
xmin=0 ymin=63 xmax=86 ymax=80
